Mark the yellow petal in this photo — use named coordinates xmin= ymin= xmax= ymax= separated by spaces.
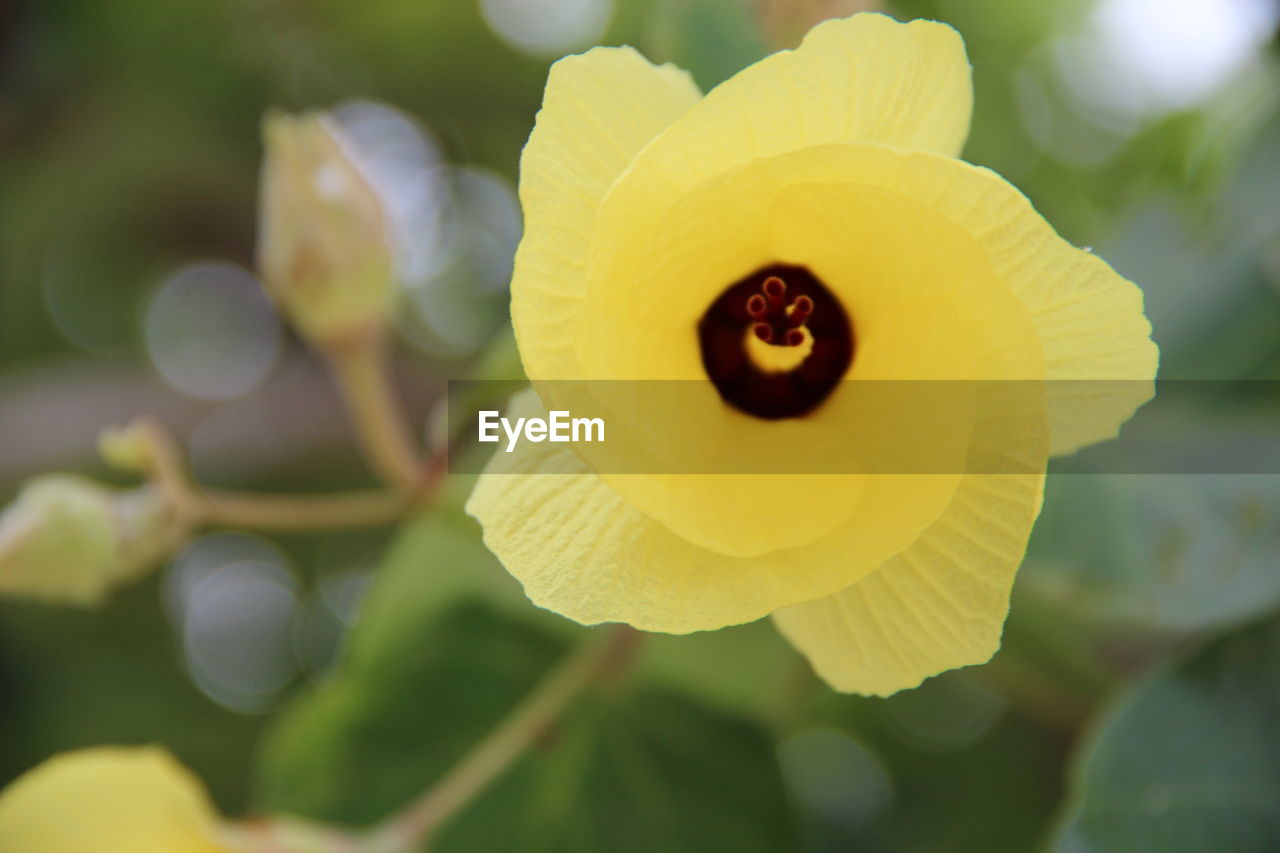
xmin=584 ymin=14 xmax=969 ymax=275
xmin=630 ymin=13 xmax=971 ymax=186
xmin=0 ymin=747 xmax=232 ymax=853
xmin=573 ymin=144 xmax=1046 ymax=556
xmin=776 ymin=144 xmax=1155 ymax=453
xmin=779 ymin=146 xmax=1157 ymax=453
xmin=586 ymin=144 xmax=1153 ymax=460
xmin=515 ymin=13 xmax=970 ymax=381
xmin=511 ymin=46 xmax=700 ymax=380
xmin=773 ymin=382 xmax=1049 ymax=695
xmin=468 ymin=388 xmax=1035 ymax=633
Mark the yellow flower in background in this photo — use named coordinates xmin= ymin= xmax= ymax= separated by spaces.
xmin=257 ymin=111 xmax=395 ymax=349
xmin=0 ymin=747 xmax=234 ymax=853
xmin=468 ymin=13 xmax=1156 ymax=694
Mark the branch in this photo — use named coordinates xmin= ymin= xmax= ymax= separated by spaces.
xmin=121 ymin=417 xmax=424 ymax=534
xmin=199 ymin=488 xmax=412 ymax=532
xmin=322 ymin=336 xmax=425 ymax=492
xmin=364 ymin=626 xmax=644 ymax=853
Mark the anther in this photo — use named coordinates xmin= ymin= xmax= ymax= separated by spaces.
xmin=788 ymin=295 xmax=813 ymax=326
xmin=762 ymin=276 xmax=786 ymax=306
xmin=744 ymin=274 xmax=816 ymax=347
xmin=699 ymin=264 xmax=854 ymax=419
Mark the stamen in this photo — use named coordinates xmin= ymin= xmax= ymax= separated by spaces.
xmin=698 ymin=263 xmax=854 ymax=420
xmin=789 ymin=295 xmax=813 ymax=323
xmin=763 ymin=276 xmax=786 ymax=306
xmin=745 ymin=276 xmax=815 ymax=347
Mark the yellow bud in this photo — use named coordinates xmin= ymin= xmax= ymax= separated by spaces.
xmin=0 ymin=476 xmax=177 ymax=606
xmin=0 ymin=747 xmax=235 ymax=853
xmin=257 ymin=110 xmax=395 ymax=348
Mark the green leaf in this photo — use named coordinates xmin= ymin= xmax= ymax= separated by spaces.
xmin=258 ymin=602 xmax=566 ymax=828
xmin=644 ymin=0 xmax=769 ymax=91
xmin=439 ymin=687 xmax=794 ymax=853
xmin=1024 ymin=472 xmax=1280 ymax=635
xmin=257 ymin=518 xmax=795 ymax=851
xmin=341 ymin=513 xmax=548 ymax=670
xmin=790 ymin=671 xmax=1070 ymax=853
xmin=1052 ymin=614 xmax=1280 ymax=852
xmin=637 ymin=619 xmax=802 ymax=723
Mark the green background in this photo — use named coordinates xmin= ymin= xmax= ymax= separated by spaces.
xmin=2 ymin=0 xmax=1280 ymax=850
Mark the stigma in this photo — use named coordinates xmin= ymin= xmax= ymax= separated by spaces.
xmin=697 ymin=263 xmax=855 ymax=420
xmin=747 ymin=276 xmax=813 ymax=347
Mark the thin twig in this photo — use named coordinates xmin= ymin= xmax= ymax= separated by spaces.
xmin=323 ymin=336 xmax=424 ymax=492
xmin=199 ymin=488 xmax=412 ymax=532
xmin=130 ymin=417 xmax=204 ymax=524
xmin=364 ymin=626 xmax=644 ymax=853
xmin=125 ymin=417 xmax=423 ymax=535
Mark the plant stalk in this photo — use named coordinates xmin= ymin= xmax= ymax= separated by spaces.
xmin=364 ymin=626 xmax=644 ymax=852
xmin=323 ymin=335 xmax=424 ymax=493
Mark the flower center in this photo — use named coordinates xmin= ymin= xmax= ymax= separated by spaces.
xmin=697 ymin=263 xmax=854 ymax=419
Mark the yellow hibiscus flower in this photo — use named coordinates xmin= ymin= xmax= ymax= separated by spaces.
xmin=467 ymin=13 xmax=1156 ymax=695
xmin=0 ymin=747 xmax=235 ymax=853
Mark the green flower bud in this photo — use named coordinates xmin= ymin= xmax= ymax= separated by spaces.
xmin=0 ymin=476 xmax=177 ymax=607
xmin=257 ymin=110 xmax=395 ymax=349
xmin=98 ymin=423 xmax=152 ymax=474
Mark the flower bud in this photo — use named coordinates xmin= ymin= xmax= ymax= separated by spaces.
xmin=257 ymin=110 xmax=395 ymax=349
xmin=98 ymin=422 xmax=153 ymax=474
xmin=0 ymin=747 xmax=235 ymax=853
xmin=0 ymin=476 xmax=177 ymax=606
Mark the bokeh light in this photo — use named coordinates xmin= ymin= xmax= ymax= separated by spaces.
xmin=778 ymin=729 xmax=893 ymax=826
xmin=144 ymin=261 xmax=282 ymax=401
xmin=329 ymin=100 xmax=519 ymax=356
xmin=479 ymin=0 xmax=614 ymax=56
xmin=397 ymin=165 xmax=521 ymax=354
xmin=165 ymin=533 xmax=300 ymax=713
xmin=294 ymin=568 xmax=375 ymax=677
xmin=872 ymin=673 xmax=1008 ymax=753
xmin=1058 ymin=0 xmax=1280 ymax=122
xmin=333 ymin=99 xmax=450 ymax=285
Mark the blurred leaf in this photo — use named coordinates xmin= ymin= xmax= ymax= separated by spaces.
xmin=1024 ymin=471 xmax=1280 ymax=636
xmin=0 ymin=576 xmax=264 ymax=814
xmin=795 ymin=671 xmax=1070 ymax=853
xmin=645 ymin=0 xmax=768 ymax=90
xmin=342 ymin=514 xmax=541 ymax=667
xmin=258 ymin=518 xmax=795 ymax=850
xmin=1100 ymin=204 xmax=1262 ymax=364
xmin=1052 ymin=614 xmax=1280 ymax=852
xmin=257 ymin=601 xmax=566 ymax=828
xmin=467 ymin=324 xmax=525 ymax=382
xmin=638 ymin=620 xmax=801 ymax=723
xmin=440 ymin=685 xmax=795 ymax=853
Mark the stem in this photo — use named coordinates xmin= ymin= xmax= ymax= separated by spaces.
xmin=128 ymin=417 xmax=204 ymax=528
xmin=323 ymin=336 xmax=424 ymax=492
xmin=222 ymin=817 xmax=363 ymax=853
xmin=365 ymin=626 xmax=644 ymax=853
xmin=124 ymin=417 xmax=422 ymax=535
xmin=200 ymin=488 xmax=411 ymax=532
